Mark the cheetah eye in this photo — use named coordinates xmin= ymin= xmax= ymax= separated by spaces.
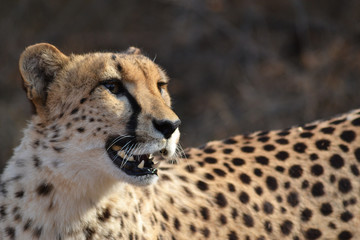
xmin=102 ymin=80 xmax=126 ymax=95
xmin=157 ymin=82 xmax=168 ymax=93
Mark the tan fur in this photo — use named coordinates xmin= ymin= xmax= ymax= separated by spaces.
xmin=1 ymin=44 xmax=360 ymax=240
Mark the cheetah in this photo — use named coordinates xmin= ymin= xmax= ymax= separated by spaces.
xmin=1 ymin=43 xmax=359 ymax=240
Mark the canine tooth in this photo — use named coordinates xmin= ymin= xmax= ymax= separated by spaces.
xmin=128 ymin=156 xmax=135 ymax=161
xmin=138 ymin=160 xmax=145 ymax=169
xmin=112 ymin=145 xmax=121 ymax=151
xmin=117 ymin=151 xmax=126 ymax=158
xmin=152 ymin=161 xmax=161 ymax=168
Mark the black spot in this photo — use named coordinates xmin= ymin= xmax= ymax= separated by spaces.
xmin=263 ymin=144 xmax=275 ymax=151
xmin=351 ymin=117 xmax=360 ymax=126
xmin=275 ymin=151 xmax=289 ymax=161
xmin=254 ymin=168 xmax=263 ymax=177
xmin=275 ymin=166 xmax=285 ymax=172
xmin=204 ymin=148 xmax=216 ymax=154
xmin=228 ymin=231 xmax=238 ymax=240
xmin=239 ymin=191 xmax=250 ymax=204
xmin=241 ymin=146 xmax=255 ymax=153
xmin=330 ymin=118 xmax=346 ymax=125
xmin=288 ymin=165 xmax=303 ymax=178
xmin=204 ymin=157 xmax=217 ymax=164
xmin=239 ymin=173 xmax=251 ymax=184
xmin=276 ymin=138 xmax=289 ymax=145
xmin=232 ymin=158 xmax=245 ymax=166
xmin=33 ymin=156 xmax=42 ymax=168
xmin=197 ymin=181 xmax=208 ymax=191
xmin=257 ymin=131 xmax=269 ymax=136
xmin=311 ymin=164 xmax=324 ymax=176
xmin=161 ymin=209 xmax=169 ymax=221
xmin=70 ymin=108 xmax=79 ymax=115
xmin=190 ymin=224 xmax=196 ymax=233
xmin=293 ymin=143 xmax=307 ymax=153
xmin=350 ymin=164 xmax=359 ymax=176
xmin=5 ymin=227 xmax=15 ymax=239
xmin=15 ymin=191 xmax=24 ymax=198
xmin=301 ymin=208 xmax=312 ymax=221
xmin=310 ymin=153 xmax=319 ymax=161
xmin=255 ymin=186 xmax=263 ymax=195
xmin=98 ymin=208 xmax=111 ymax=222
xmin=213 ymin=168 xmax=226 ymax=177
xmin=242 ymin=213 xmax=254 ymax=227
xmin=330 ymin=174 xmax=336 ymax=183
xmin=340 ymin=130 xmax=356 ymax=143
xmin=36 ymin=182 xmax=54 ymax=196
xmin=80 ymin=98 xmax=87 ymax=104
xmin=354 ymin=148 xmax=360 ymax=162
xmin=329 ymin=154 xmax=345 ymax=169
xmin=227 ymin=183 xmax=236 ymax=192
xmin=173 ymin=217 xmax=181 ymax=230
xmin=263 ymin=201 xmax=274 ymax=214
xmin=315 ymin=139 xmax=330 ymax=150
xmin=284 ymin=181 xmax=291 ymax=189
xmin=339 ymin=144 xmax=349 ymax=152
xmin=264 ymin=221 xmax=272 ymax=233
xmin=278 ymin=131 xmax=290 ymax=136
xmin=53 ymin=146 xmax=64 ymax=153
xmin=287 ymin=192 xmax=299 ymax=207
xmin=305 ymin=228 xmax=322 ymax=239
xmin=328 ymin=222 xmax=336 ymax=229
xmin=33 ymin=226 xmax=42 ymax=238
xmin=303 ymin=125 xmax=317 ymax=130
xmin=199 ymin=207 xmax=209 ymax=220
xmin=23 ymin=219 xmax=32 ymax=231
xmin=219 ymin=214 xmax=227 ymax=225
xmin=258 ymin=136 xmax=270 ymax=142
xmin=215 ymin=193 xmax=227 ymax=207
xmin=205 ymin=173 xmax=215 ymax=180
xmin=320 ymin=127 xmax=335 ymax=134
xmin=266 ymin=176 xmax=278 ymax=191
xmin=338 ymin=178 xmax=352 ymax=193
xmin=84 ymin=226 xmax=95 ymax=240
xmin=340 ymin=211 xmax=353 ymax=222
xmin=320 ymin=203 xmax=332 ymax=216
xmin=280 ymin=220 xmax=293 ymax=235
xmin=300 ymin=132 xmax=313 ymax=138
xmin=311 ymin=182 xmax=325 ymax=197
xmin=256 ymin=156 xmax=269 ymax=165
xmin=338 ymin=231 xmax=352 ymax=240
xmin=201 ymin=227 xmax=210 ymax=237
xmin=77 ymin=127 xmax=85 ymax=133
xmin=231 ymin=208 xmax=238 ymax=220
xmin=223 ymin=138 xmax=237 ymax=144
xmin=223 ymin=148 xmax=233 ymax=154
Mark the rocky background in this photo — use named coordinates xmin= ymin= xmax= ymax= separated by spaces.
xmin=1 ymin=0 xmax=360 ymax=170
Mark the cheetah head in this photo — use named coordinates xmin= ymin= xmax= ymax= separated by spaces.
xmin=19 ymin=43 xmax=180 ymax=186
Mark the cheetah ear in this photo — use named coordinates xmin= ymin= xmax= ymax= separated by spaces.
xmin=125 ymin=46 xmax=141 ymax=55
xmin=19 ymin=43 xmax=69 ymax=116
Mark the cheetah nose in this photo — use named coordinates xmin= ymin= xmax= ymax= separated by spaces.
xmin=152 ymin=119 xmax=181 ymax=139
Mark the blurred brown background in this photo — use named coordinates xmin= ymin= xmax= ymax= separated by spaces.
xmin=1 ymin=0 xmax=360 ymax=170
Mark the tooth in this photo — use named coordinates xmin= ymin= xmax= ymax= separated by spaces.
xmin=149 ymin=154 xmax=154 ymax=160
xmin=152 ymin=161 xmax=161 ymax=168
xmin=128 ymin=156 xmax=135 ymax=161
xmin=112 ymin=145 xmax=121 ymax=151
xmin=138 ymin=160 xmax=145 ymax=169
xmin=117 ymin=151 xmax=126 ymax=158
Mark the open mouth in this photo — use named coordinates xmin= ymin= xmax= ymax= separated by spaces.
xmin=106 ymin=136 xmax=162 ymax=176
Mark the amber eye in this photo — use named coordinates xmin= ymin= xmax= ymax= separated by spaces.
xmin=157 ymin=82 xmax=168 ymax=93
xmin=102 ymin=80 xmax=126 ymax=95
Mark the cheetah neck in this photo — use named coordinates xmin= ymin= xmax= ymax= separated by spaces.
xmin=1 ymin=120 xmax=160 ymax=238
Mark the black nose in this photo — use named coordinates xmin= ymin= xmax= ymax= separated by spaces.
xmin=152 ymin=119 xmax=181 ymax=139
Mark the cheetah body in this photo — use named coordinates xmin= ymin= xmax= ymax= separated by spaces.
xmin=0 ymin=44 xmax=359 ymax=240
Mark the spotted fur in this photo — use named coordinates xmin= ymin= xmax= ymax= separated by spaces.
xmin=1 ymin=44 xmax=360 ymax=240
